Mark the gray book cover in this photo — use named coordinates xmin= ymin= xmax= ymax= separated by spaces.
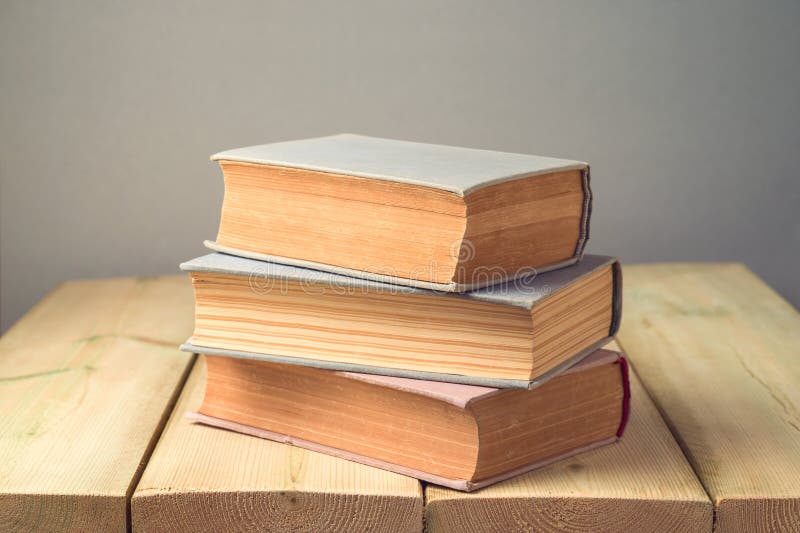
xmin=209 ymin=134 xmax=592 ymax=292
xmin=212 ymin=133 xmax=588 ymax=196
xmin=181 ymin=253 xmax=621 ymax=388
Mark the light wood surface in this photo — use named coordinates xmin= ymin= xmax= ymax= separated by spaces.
xmin=425 ymin=342 xmax=712 ymax=533
xmin=0 ymin=276 xmax=194 ymax=532
xmin=131 ymin=356 xmax=424 ymax=533
xmin=6 ymin=263 xmax=799 ymax=532
xmin=617 ymin=263 xmax=800 ymax=532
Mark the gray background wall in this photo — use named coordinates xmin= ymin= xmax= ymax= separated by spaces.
xmin=1 ymin=0 xmax=799 ymax=333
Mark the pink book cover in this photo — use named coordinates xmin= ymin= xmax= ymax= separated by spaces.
xmin=189 ymin=349 xmax=631 ymax=492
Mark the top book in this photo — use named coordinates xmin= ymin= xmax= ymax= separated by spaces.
xmin=208 ymin=134 xmax=591 ymax=292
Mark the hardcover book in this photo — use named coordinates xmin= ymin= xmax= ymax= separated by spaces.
xmin=190 ymin=348 xmax=630 ymax=491
xmin=208 ymin=134 xmax=591 ymax=292
xmin=181 ymin=253 xmax=621 ymax=388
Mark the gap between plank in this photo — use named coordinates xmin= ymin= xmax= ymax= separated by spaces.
xmin=123 ymin=352 xmax=198 ymax=533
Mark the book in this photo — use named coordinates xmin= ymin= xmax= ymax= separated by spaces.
xmin=189 ymin=348 xmax=630 ymax=491
xmin=180 ymin=253 xmax=621 ymax=388
xmin=208 ymin=134 xmax=591 ymax=292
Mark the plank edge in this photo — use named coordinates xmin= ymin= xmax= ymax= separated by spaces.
xmin=424 ymin=495 xmax=713 ymax=532
xmin=0 ymin=493 xmax=126 ymax=532
xmin=131 ymin=490 xmax=424 ymax=532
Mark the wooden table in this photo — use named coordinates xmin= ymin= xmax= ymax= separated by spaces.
xmin=1 ymin=264 xmax=798 ymax=532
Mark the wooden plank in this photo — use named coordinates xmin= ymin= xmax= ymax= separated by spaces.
xmin=617 ymin=263 xmax=800 ymax=532
xmin=0 ymin=276 xmax=195 ymax=532
xmin=131 ymin=355 xmax=424 ymax=533
xmin=425 ymin=341 xmax=712 ymax=533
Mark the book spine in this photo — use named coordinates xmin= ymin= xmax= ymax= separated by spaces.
xmin=609 ymin=259 xmax=623 ymax=337
xmin=574 ymin=166 xmax=593 ymax=259
xmin=616 ymin=356 xmax=632 ymax=438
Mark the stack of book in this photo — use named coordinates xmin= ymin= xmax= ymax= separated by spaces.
xmin=180 ymin=134 xmax=629 ymax=491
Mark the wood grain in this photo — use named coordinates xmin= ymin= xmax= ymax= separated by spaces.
xmin=0 ymin=276 xmax=194 ymax=532
xmin=425 ymin=342 xmax=712 ymax=533
xmin=131 ymin=356 xmax=423 ymax=533
xmin=617 ymin=263 xmax=800 ymax=532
